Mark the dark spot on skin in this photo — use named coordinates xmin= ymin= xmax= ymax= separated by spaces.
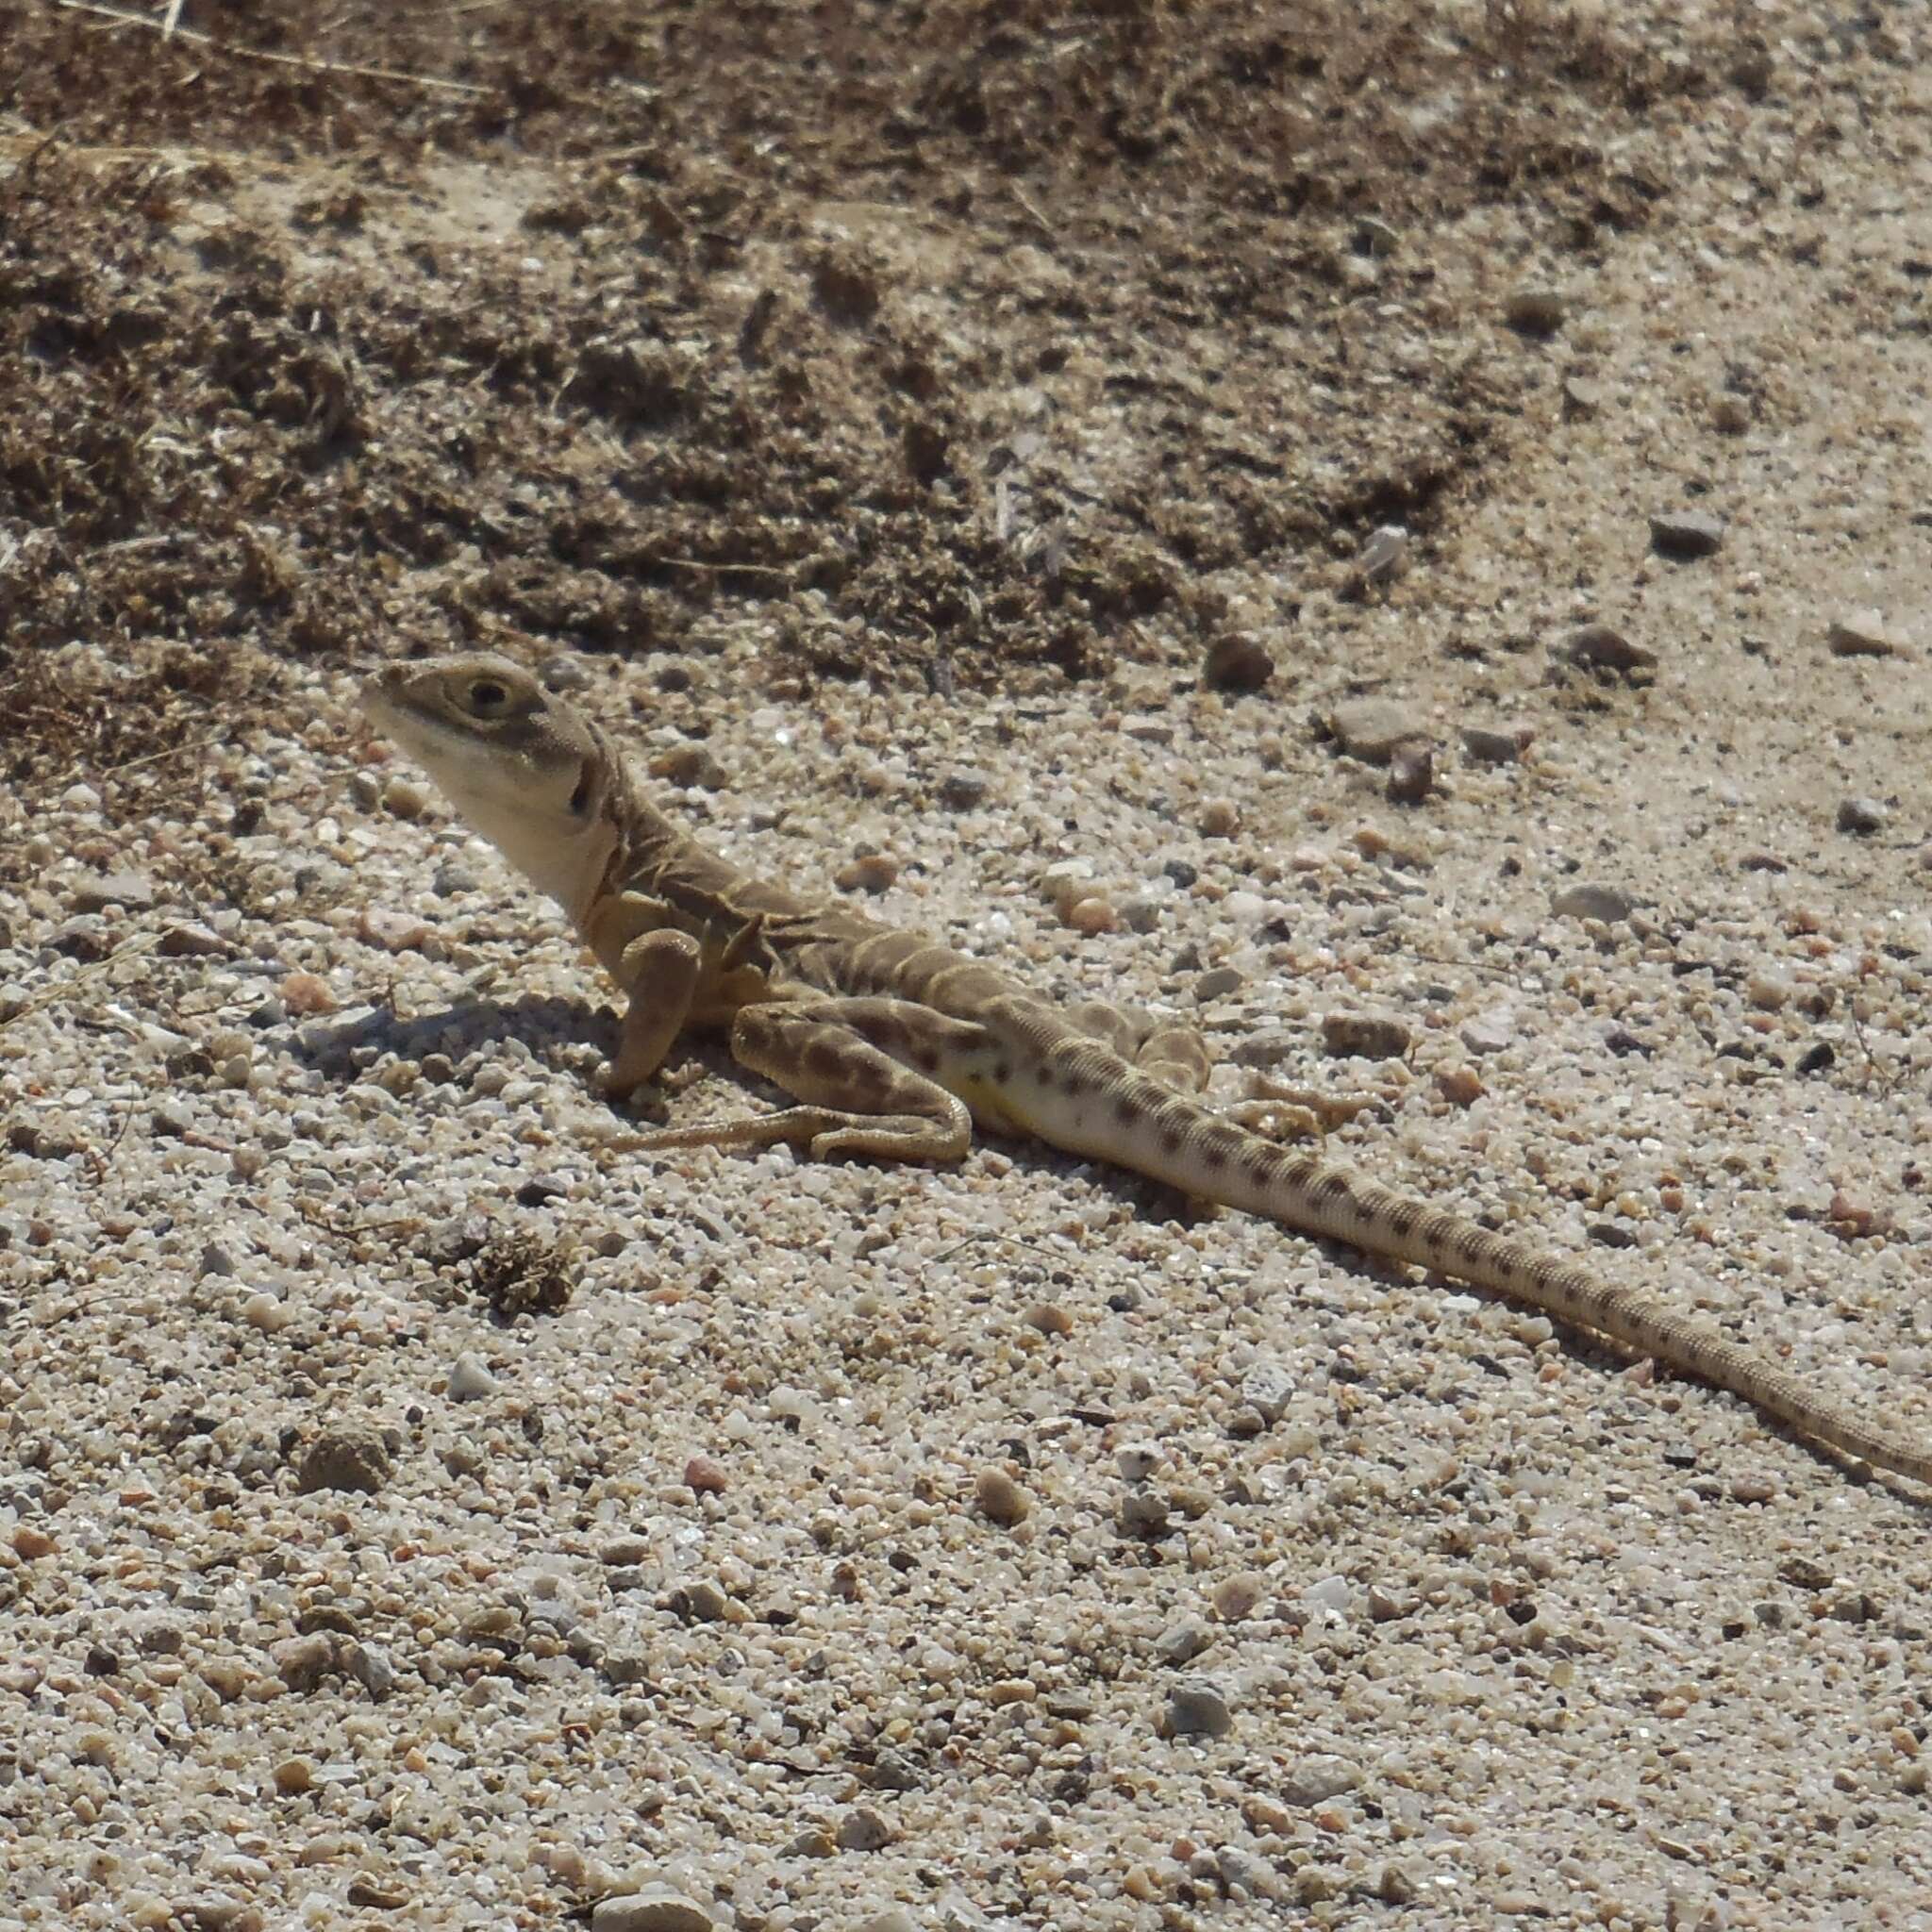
xmin=1387 ymin=1208 xmax=1416 ymax=1240
xmin=1247 ymin=1157 xmax=1274 ymax=1186
xmin=993 ymin=1061 xmax=1011 ymax=1085
xmin=1158 ymin=1130 xmax=1182 ymax=1157
xmin=1202 ymin=1148 xmax=1227 ymax=1172
xmin=1114 ymin=1097 xmax=1141 ymax=1124
xmin=914 ymin=1047 xmax=941 ymax=1074
xmin=1318 ymin=1173 xmax=1351 ymax=1202
xmin=1457 ymin=1231 xmax=1488 ymax=1265
xmin=1062 ymin=1074 xmax=1085 ymax=1099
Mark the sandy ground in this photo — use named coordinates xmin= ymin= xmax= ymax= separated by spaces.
xmin=4 ymin=3 xmax=1932 ymax=1928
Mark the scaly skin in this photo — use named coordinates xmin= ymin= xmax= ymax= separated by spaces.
xmin=360 ymin=653 xmax=1931 ymax=1485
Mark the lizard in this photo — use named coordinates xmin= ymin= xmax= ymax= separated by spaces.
xmin=358 ymin=650 xmax=1932 ymax=1487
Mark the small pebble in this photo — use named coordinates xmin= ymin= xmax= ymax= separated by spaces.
xmin=295 ymin=1424 xmax=391 ymax=1495
xmin=1165 ymin=1678 xmax=1235 ymax=1739
xmin=1560 ymin=375 xmax=1603 ymax=419
xmin=855 ymin=1911 xmax=919 ymax=1932
xmin=241 ymin=1291 xmax=291 ymax=1334
xmin=1649 ymin=508 xmax=1725 ymax=559
xmin=1711 ymin=392 xmax=1752 ymax=434
xmin=1197 ymin=798 xmax=1241 ymax=838
xmin=683 ymin=1454 xmax=728 ymax=1495
xmin=1282 ymin=1755 xmax=1360 ymax=1806
xmin=279 ymin=971 xmax=336 ymax=1016
xmin=1356 ymin=523 xmax=1407 ymax=586
xmin=1241 ymin=1360 xmax=1293 ymax=1424
xmin=1192 ymin=965 xmax=1242 ymax=1002
xmin=1564 ymin=623 xmax=1655 ymax=674
xmin=74 ymin=870 xmax=158 ymax=913
xmin=1323 ymin=697 xmax=1424 ymax=763
xmin=974 ymin=1467 xmax=1031 ymax=1527
xmin=1386 ymin=741 xmax=1433 ymax=803
xmin=380 ymin=777 xmax=429 ymax=819
xmin=1837 ymin=796 xmax=1887 ymax=835
xmin=1827 ymin=611 xmax=1906 ymax=658
xmin=358 ymin=907 xmax=431 ymax=953
xmin=448 ymin=1352 xmax=499 ymax=1400
xmin=1211 ymin=1572 xmax=1266 ymax=1621
xmin=1063 ymin=896 xmax=1117 ymax=936
xmin=344 ymin=1641 xmax=395 ymax=1700
xmin=833 ymin=851 xmax=899 ymax=893
xmin=1155 ymin=1617 xmax=1215 ymax=1666
xmin=648 ymin=743 xmax=728 ymax=790
xmin=1367 ymin=1584 xmax=1411 ymax=1623
xmin=271 ymin=1634 xmax=336 ymax=1692
xmin=1504 ymin=284 xmax=1567 ymax=335
xmin=1460 ymin=722 xmax=1527 ymax=763
xmin=157 ymin=922 xmax=228 ymax=958
xmin=590 ymin=1890 xmax=716 ymax=1932
xmin=938 ymin=768 xmax=991 ymax=809
xmin=1551 ymin=881 xmax=1635 ymax=923
xmin=1116 ymin=1441 xmax=1163 ymax=1482
xmin=837 ymin=1807 xmax=894 ymax=1852
xmin=175 ymin=1897 xmax=262 ymax=1932
xmin=1458 ymin=1007 xmax=1516 ymax=1056
xmin=1321 ymin=1011 xmax=1411 ymax=1060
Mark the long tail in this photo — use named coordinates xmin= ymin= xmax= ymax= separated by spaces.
xmin=1038 ymin=1041 xmax=1931 ymax=1484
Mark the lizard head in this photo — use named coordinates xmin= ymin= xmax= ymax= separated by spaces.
xmin=359 ymin=653 xmax=616 ymax=908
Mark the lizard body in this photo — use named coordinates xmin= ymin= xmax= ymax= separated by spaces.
xmin=361 ymin=653 xmax=1931 ymax=1486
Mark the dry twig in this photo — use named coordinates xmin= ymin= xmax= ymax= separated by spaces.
xmin=51 ymin=0 xmax=490 ymax=96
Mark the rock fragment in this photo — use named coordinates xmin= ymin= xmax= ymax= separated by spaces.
xmin=1551 ymin=881 xmax=1635 ymax=923
xmin=974 ymin=1467 xmax=1031 ymax=1527
xmin=1504 ymin=285 xmax=1568 ymax=335
xmin=591 ymin=1890 xmax=716 ymax=1932
xmin=1564 ymin=623 xmax=1655 ymax=675
xmin=1164 ymin=1677 xmax=1235 ymax=1739
xmin=1460 ymin=723 xmax=1528 ymax=764
xmin=71 ymin=871 xmax=156 ymax=912
xmin=295 ymin=1423 xmax=391 ymax=1494
xmin=1321 ymin=1011 xmax=1411 ymax=1060
xmin=1323 ymin=697 xmax=1424 ymax=762
xmin=1827 ymin=611 xmax=1907 ymax=658
xmin=1649 ymin=508 xmax=1725 ymax=559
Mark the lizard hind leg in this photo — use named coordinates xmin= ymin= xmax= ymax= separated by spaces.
xmin=625 ymin=997 xmax=978 ymax=1163
xmin=1067 ymin=998 xmax=1212 ymax=1093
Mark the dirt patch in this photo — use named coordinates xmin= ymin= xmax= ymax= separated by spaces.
xmin=0 ymin=0 xmax=1774 ymax=791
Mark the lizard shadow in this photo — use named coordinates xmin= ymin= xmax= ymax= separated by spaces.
xmin=298 ymin=1003 xmax=1931 ymax=1502
xmin=293 ymin=991 xmax=622 ymax=1084
xmin=821 ymin=1128 xmax=1931 ymax=1505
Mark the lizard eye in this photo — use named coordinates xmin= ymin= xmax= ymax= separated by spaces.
xmin=467 ymin=678 xmax=510 ymax=715
xmin=568 ymin=768 xmax=592 ymax=815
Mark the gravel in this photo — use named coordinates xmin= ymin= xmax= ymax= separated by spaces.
xmin=6 ymin=4 xmax=1932 ymax=1928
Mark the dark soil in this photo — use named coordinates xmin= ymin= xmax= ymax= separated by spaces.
xmin=1 ymin=0 xmax=1773 ymax=793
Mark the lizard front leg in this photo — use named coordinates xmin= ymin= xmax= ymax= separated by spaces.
xmin=618 ymin=996 xmax=983 ymax=1162
xmin=604 ymin=927 xmax=705 ymax=1099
